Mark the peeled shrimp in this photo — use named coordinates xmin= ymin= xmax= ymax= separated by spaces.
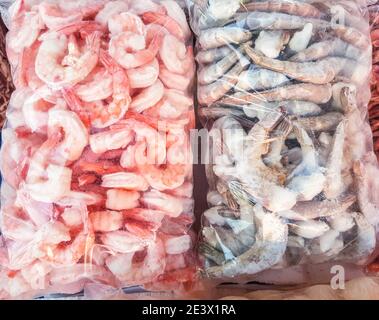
xmin=109 ymin=31 xmax=161 ymax=69
xmin=48 ymin=108 xmax=89 ymax=162
xmin=89 ymin=129 xmax=134 ymax=154
xmin=127 ymin=58 xmax=159 ymax=89
xmin=108 ymin=12 xmax=145 ymax=36
xmin=90 ymin=210 xmax=124 ymax=232
xmin=106 ymin=189 xmax=140 ymax=211
xmin=74 ymin=67 xmax=113 ymax=102
xmin=95 ymin=1 xmax=129 ymax=26
xmin=101 ymin=172 xmax=149 ymax=191
xmin=159 ymin=34 xmax=192 ymax=75
xmin=35 ymin=32 xmax=101 ymax=88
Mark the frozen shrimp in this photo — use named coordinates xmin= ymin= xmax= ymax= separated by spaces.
xmin=35 ymin=32 xmax=101 ymax=88
xmin=158 ymin=64 xmax=192 ymax=91
xmin=198 ymin=50 xmax=240 ymax=85
xmin=289 ymin=38 xmax=364 ymax=62
xmin=7 ymin=10 xmax=43 ymax=53
xmin=293 ymin=112 xmax=344 ymax=132
xmin=101 ymin=230 xmax=153 ymax=254
xmin=109 ymin=31 xmax=162 ymax=69
xmin=48 ymin=108 xmax=89 ymax=162
xmin=196 ymin=46 xmax=233 ymax=65
xmin=95 ymin=1 xmax=129 ymax=27
xmin=106 ymin=189 xmax=140 ymax=211
xmin=89 ymin=129 xmax=134 ymax=154
xmin=108 ymin=12 xmax=145 ymax=36
xmin=127 ymin=58 xmax=159 ymax=89
xmin=130 ymin=79 xmax=164 ymax=114
xmin=87 ymin=52 xmax=131 ymax=128
xmin=138 ymin=163 xmax=188 ymax=191
xmin=198 ymin=62 xmax=246 ymax=105
xmin=220 ymin=83 xmax=332 ymax=106
xmin=101 ymin=172 xmax=149 ymax=191
xmin=160 ymin=34 xmax=193 ymax=75
xmin=241 ymin=1 xmax=323 ymax=18
xmin=161 ymin=0 xmax=192 ymax=40
xmin=198 ymin=27 xmax=252 ymax=50
xmin=141 ymin=190 xmax=184 ymax=218
xmin=90 ymin=210 xmax=124 ymax=232
xmin=74 ymin=67 xmax=113 ymax=102
xmin=38 ymin=2 xmax=84 ymax=30
xmin=244 ymin=45 xmax=351 ymax=85
xmin=142 ymin=11 xmax=185 ymax=41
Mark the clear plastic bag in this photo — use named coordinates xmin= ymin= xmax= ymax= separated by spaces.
xmin=0 ymin=0 xmax=196 ymax=299
xmin=187 ymin=0 xmax=379 ymax=283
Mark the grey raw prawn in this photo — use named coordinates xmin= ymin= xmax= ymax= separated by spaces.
xmin=224 ymin=114 xmax=299 ymax=212
xmin=198 ymin=61 xmax=246 ymax=105
xmin=244 ymin=45 xmax=351 ymax=85
xmin=286 ymin=124 xmax=326 ymax=201
xmin=278 ymin=193 xmax=356 ymax=220
xmin=205 ymin=206 xmax=288 ymax=278
xmin=236 ymin=67 xmax=289 ymax=92
xmin=335 ymin=213 xmax=376 ymax=265
xmin=292 ymin=112 xmax=344 ymax=132
xmin=243 ymin=101 xmax=323 ymax=119
xmin=220 ymin=83 xmax=332 ymax=106
xmin=289 ymin=38 xmax=366 ymax=62
xmin=198 ymin=27 xmax=252 ymax=50
xmin=240 ymin=1 xmax=323 ymax=18
xmin=198 ymin=49 xmax=242 ymax=85
xmin=196 ymin=46 xmax=233 ymax=64
xmin=245 ymin=12 xmax=328 ymax=31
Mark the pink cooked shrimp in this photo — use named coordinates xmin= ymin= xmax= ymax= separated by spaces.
xmin=109 ymin=31 xmax=162 ymax=69
xmin=130 ymin=79 xmax=164 ymax=113
xmin=105 ymin=237 xmax=165 ymax=286
xmin=89 ymin=128 xmax=134 ymax=154
xmin=106 ymin=189 xmax=140 ymax=211
xmin=90 ymin=210 xmax=124 ymax=232
xmin=158 ymin=63 xmax=192 ymax=91
xmin=101 ymin=172 xmax=149 ymax=191
xmin=159 ymin=34 xmax=193 ymax=75
xmin=95 ymin=1 xmax=129 ymax=27
xmin=141 ymin=190 xmax=184 ymax=217
xmin=101 ymin=230 xmax=153 ymax=254
xmin=74 ymin=67 xmax=113 ymax=102
xmin=142 ymin=11 xmax=185 ymax=41
xmin=127 ymin=58 xmax=159 ymax=89
xmin=108 ymin=12 xmax=146 ymax=35
xmin=35 ymin=32 xmax=101 ymax=88
xmin=38 ymin=2 xmax=84 ymax=30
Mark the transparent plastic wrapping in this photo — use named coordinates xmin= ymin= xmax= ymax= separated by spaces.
xmin=0 ymin=0 xmax=196 ymax=299
xmin=187 ymin=0 xmax=379 ymax=283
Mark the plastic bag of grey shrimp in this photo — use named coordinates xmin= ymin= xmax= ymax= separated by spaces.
xmin=187 ymin=0 xmax=379 ymax=284
xmin=0 ymin=0 xmax=197 ymax=299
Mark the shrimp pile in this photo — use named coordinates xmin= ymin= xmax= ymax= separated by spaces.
xmin=189 ymin=0 xmax=379 ymax=281
xmin=369 ymin=2 xmax=379 ymax=159
xmin=0 ymin=0 xmax=195 ymax=299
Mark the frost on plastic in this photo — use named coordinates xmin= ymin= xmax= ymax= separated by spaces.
xmin=188 ymin=0 xmax=379 ymax=282
xmin=0 ymin=0 xmax=196 ymax=299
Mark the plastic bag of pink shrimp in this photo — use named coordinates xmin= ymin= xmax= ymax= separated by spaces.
xmin=187 ymin=0 xmax=379 ymax=285
xmin=0 ymin=0 xmax=197 ymax=299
